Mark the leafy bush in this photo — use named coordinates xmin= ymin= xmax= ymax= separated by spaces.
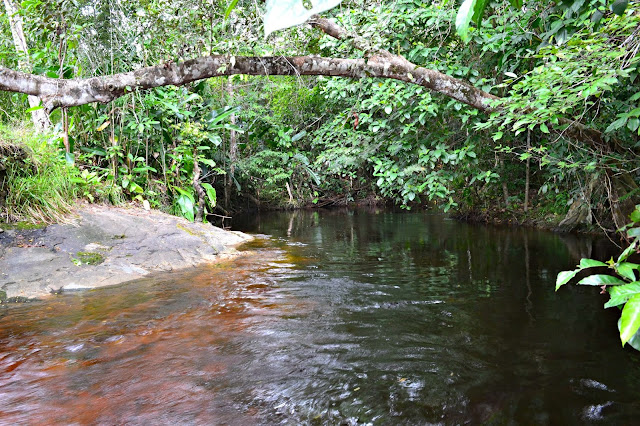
xmin=556 ymin=205 xmax=640 ymax=350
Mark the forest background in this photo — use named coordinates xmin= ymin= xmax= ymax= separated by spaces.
xmin=0 ymin=0 xmax=639 ymax=233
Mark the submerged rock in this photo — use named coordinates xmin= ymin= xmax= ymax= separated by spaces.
xmin=0 ymin=205 xmax=252 ymax=300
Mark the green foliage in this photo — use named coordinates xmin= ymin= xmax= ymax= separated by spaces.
xmin=556 ymin=205 xmax=640 ymax=350
xmin=456 ymin=0 xmax=489 ymax=42
xmin=0 ymin=0 xmax=638 ymax=227
xmin=457 ymin=0 xmax=632 ymax=42
xmin=482 ymin=11 xmax=640 ymax=140
xmin=0 ymin=125 xmax=78 ymax=223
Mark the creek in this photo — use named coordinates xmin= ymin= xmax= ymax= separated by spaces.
xmin=1 ymin=208 xmax=639 ymax=424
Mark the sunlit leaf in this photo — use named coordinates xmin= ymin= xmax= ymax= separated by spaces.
xmin=201 ymin=182 xmax=217 ymax=208
xmin=617 ymin=262 xmax=639 ymax=282
xmin=199 ymin=158 xmax=217 ymax=168
xmin=620 ymin=294 xmax=640 ymax=346
xmin=618 ymin=240 xmax=638 ymax=264
xmin=556 ymin=269 xmax=578 ymax=290
xmin=605 ymin=282 xmax=640 ymax=308
xmin=577 ymin=274 xmax=626 ymax=286
xmin=456 ymin=0 xmax=476 ymax=42
xmin=471 ymin=0 xmax=489 ymax=26
xmin=184 ymin=93 xmax=202 ymax=103
xmin=579 ymin=259 xmax=607 ymax=268
xmin=291 ymin=130 xmax=308 ymax=142
xmin=96 ymin=120 xmax=111 ymax=131
xmin=224 ymin=0 xmax=239 ymax=19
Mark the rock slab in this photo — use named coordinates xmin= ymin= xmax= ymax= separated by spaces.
xmin=0 ymin=205 xmax=252 ymax=299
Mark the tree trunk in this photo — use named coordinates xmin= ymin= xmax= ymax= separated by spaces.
xmin=225 ymin=79 xmax=238 ymax=209
xmin=555 ymin=175 xmax=597 ymax=232
xmin=2 ymin=0 xmax=50 ymax=131
xmin=524 ymin=129 xmax=530 ymax=212
xmin=500 ymin=157 xmax=509 ymax=208
xmin=192 ymin=150 xmax=206 ymax=223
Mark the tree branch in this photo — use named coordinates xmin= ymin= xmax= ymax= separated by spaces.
xmin=308 ymin=15 xmax=620 ymax=154
xmin=0 ymin=54 xmax=497 ymax=114
xmin=0 ymin=15 xmax=620 ymax=155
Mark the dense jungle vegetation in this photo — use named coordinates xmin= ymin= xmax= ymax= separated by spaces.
xmin=0 ymin=0 xmax=639 ymax=232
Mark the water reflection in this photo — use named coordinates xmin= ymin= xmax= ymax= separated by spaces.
xmin=0 ymin=209 xmax=639 ymax=424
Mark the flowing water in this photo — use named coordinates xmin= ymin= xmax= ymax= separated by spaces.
xmin=1 ymin=208 xmax=640 ymax=424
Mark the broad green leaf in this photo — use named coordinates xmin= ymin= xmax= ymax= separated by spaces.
xmin=199 ymin=158 xmax=217 ymax=168
xmin=605 ymin=117 xmax=627 ymax=133
xmin=177 ymin=194 xmax=195 ymax=222
xmin=611 ymin=0 xmax=628 ymax=16
xmin=630 ymin=208 xmax=640 ymax=223
xmin=206 ymin=106 xmax=240 ymax=126
xmin=625 ymin=327 xmax=640 ymax=351
xmin=64 ymin=152 xmax=75 ymax=165
xmin=556 ymin=269 xmax=578 ymax=290
xmin=291 ymin=130 xmax=308 ymax=142
xmin=25 ymin=105 xmax=43 ymax=113
xmin=620 ymin=294 xmax=640 ymax=346
xmin=174 ymin=186 xmax=192 ymax=197
xmin=591 ymin=9 xmax=605 ymax=25
xmin=224 ymin=0 xmax=239 ymax=19
xmin=605 ymin=282 xmax=640 ymax=308
xmin=264 ymin=0 xmax=343 ymax=37
xmin=579 ymin=258 xmax=607 ymax=269
xmin=627 ymin=227 xmax=640 ymax=238
xmin=540 ymin=123 xmax=549 ymax=134
xmin=184 ymin=93 xmax=202 ymax=103
xmin=208 ymin=135 xmax=222 ymax=146
xmin=471 ymin=0 xmax=489 ymax=26
xmin=617 ymin=262 xmax=639 ymax=282
xmin=456 ymin=0 xmax=476 ymax=42
xmin=201 ymin=182 xmax=217 ymax=208
xmin=618 ymin=240 xmax=638 ymax=264
xmin=577 ymin=274 xmax=626 ymax=286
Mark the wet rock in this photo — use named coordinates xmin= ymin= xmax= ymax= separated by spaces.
xmin=0 ymin=205 xmax=252 ymax=299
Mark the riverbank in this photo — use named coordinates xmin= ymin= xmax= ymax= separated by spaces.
xmin=0 ymin=204 xmax=252 ymax=301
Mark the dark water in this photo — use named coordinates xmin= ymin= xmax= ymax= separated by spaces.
xmin=1 ymin=209 xmax=639 ymax=424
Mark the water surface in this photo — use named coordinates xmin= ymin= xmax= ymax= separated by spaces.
xmin=1 ymin=209 xmax=638 ymax=424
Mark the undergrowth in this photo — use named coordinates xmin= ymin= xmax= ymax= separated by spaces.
xmin=0 ymin=125 xmax=78 ymax=223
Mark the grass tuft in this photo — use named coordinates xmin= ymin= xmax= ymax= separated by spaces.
xmin=1 ymin=125 xmax=77 ymax=224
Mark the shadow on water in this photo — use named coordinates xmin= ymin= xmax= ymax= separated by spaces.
xmin=1 ymin=208 xmax=640 ymax=424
